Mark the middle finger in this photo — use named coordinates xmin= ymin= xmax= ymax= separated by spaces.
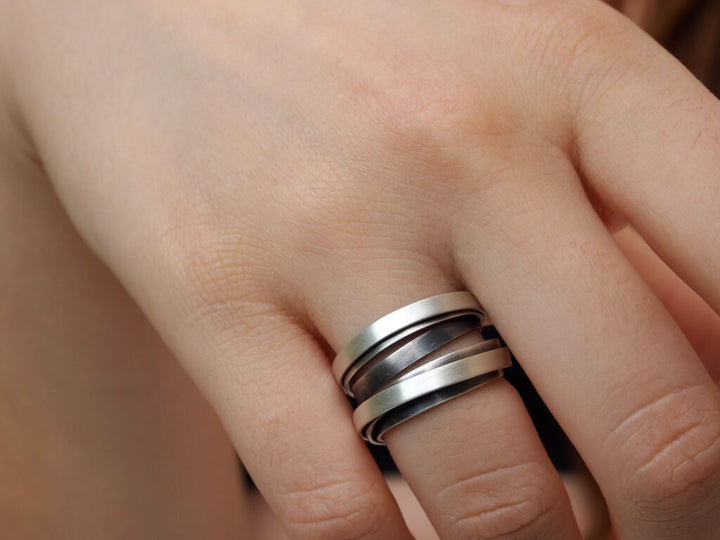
xmin=295 ymin=225 xmax=582 ymax=537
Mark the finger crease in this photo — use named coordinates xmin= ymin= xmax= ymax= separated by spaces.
xmin=609 ymin=383 xmax=708 ymax=438
xmin=436 ymin=461 xmax=536 ymax=499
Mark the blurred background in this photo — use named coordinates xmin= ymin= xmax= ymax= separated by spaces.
xmin=611 ymin=0 xmax=720 ymax=93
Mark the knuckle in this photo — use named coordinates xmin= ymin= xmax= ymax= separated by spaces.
xmin=436 ymin=460 xmax=563 ymax=538
xmin=279 ymin=163 xmax=446 ymax=272
xmin=283 ymin=175 xmax=381 ymax=250
xmin=351 ymin=53 xmax=514 ymax=161
xmin=379 ymin=78 xmax=477 ymax=151
xmin=279 ymin=474 xmax=387 ymax=540
xmin=158 ymin=207 xmax=279 ymax=327
xmin=525 ymin=2 xmax=643 ymax=109
xmin=536 ymin=2 xmax=631 ymax=67
xmin=615 ymin=384 xmax=720 ymax=522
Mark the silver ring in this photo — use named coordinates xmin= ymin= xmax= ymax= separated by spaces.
xmin=332 ymin=291 xmax=484 ymax=384
xmin=349 ymin=316 xmax=482 ymax=402
xmin=339 ymin=309 xmax=483 ymax=394
xmin=333 ymin=291 xmax=511 ymax=445
xmin=391 ymin=338 xmax=502 ymax=383
xmin=354 ymin=346 xmax=511 ymax=444
xmin=365 ymin=371 xmax=504 ymax=444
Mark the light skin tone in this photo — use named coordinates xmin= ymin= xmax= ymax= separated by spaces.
xmin=1 ymin=0 xmax=720 ymax=538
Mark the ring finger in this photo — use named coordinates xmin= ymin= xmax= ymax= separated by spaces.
xmin=301 ymin=247 xmax=582 ymax=538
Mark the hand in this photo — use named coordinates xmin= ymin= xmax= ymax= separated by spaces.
xmin=3 ymin=0 xmax=720 ymax=537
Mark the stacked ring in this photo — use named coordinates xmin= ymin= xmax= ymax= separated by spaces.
xmin=332 ymin=292 xmax=512 ymax=445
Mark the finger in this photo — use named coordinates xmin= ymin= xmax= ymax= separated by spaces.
xmin=303 ymin=260 xmax=581 ymax=538
xmin=172 ymin=313 xmax=413 ymax=540
xmin=453 ymin=153 xmax=720 ymax=538
xmin=568 ymin=0 xmax=720 ymax=313
xmin=385 ymin=476 xmax=438 ymax=540
xmin=386 ymin=380 xmax=581 ymax=539
xmin=614 ymin=226 xmax=720 ymax=380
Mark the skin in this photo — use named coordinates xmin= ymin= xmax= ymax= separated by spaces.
xmin=1 ymin=0 xmax=720 ymax=538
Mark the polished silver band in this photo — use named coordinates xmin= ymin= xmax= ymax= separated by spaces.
xmin=355 ymin=346 xmax=511 ymax=444
xmin=332 ymin=291 xmax=484 ymax=385
xmin=339 ymin=309 xmax=484 ymax=395
xmin=349 ymin=316 xmax=482 ymax=402
xmin=333 ymin=292 xmax=511 ymax=445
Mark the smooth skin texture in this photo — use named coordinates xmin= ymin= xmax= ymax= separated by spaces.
xmin=2 ymin=0 xmax=720 ymax=538
xmin=0 ymin=147 xmax=249 ymax=537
